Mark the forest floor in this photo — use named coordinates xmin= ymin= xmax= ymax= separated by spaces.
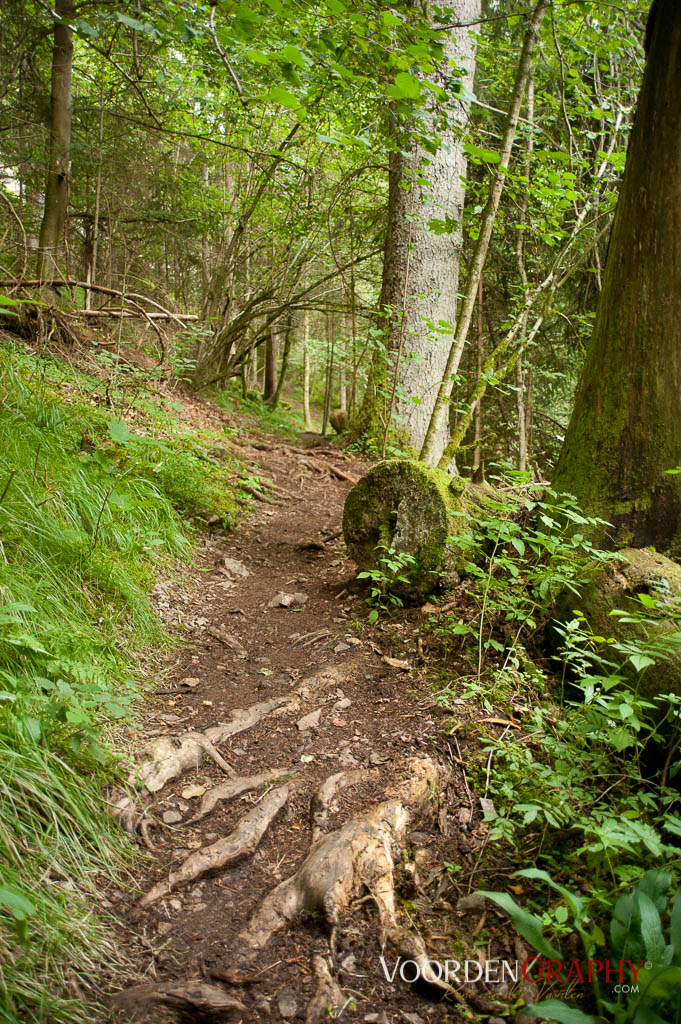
xmin=103 ymin=425 xmax=530 ymax=1024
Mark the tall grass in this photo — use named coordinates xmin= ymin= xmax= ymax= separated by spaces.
xmin=0 ymin=339 xmax=241 ymax=1022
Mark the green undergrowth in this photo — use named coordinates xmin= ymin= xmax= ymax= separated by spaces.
xmin=0 ymin=337 xmax=246 ymax=1023
xmin=412 ymin=482 xmax=681 ymax=1021
xmin=214 ymin=380 xmax=311 ymax=438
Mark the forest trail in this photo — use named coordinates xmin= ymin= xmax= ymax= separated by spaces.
xmin=105 ymin=434 xmax=500 ymax=1024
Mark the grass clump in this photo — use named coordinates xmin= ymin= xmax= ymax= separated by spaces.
xmin=0 ymin=339 xmax=242 ymax=1022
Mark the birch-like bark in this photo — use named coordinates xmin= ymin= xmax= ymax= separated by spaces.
xmin=420 ymin=0 xmax=550 ymax=468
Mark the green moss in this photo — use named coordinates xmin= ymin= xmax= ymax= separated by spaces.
xmin=343 ymin=458 xmax=488 ymax=598
xmin=554 ymin=547 xmax=681 ymax=700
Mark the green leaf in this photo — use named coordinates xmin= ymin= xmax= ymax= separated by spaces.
xmin=107 ymin=419 xmax=132 ymax=444
xmin=629 ymin=653 xmax=655 ymax=673
xmin=523 ymin=999 xmax=602 ymax=1023
xmin=476 ymin=891 xmax=561 ymax=959
xmin=245 ymin=48 xmax=270 ymax=65
xmin=636 ymin=890 xmax=665 ymax=964
xmin=388 ymin=71 xmax=420 ymax=99
xmin=0 ymin=885 xmax=36 ymax=921
xmin=268 ymin=85 xmax=302 ymax=112
xmin=280 ymin=44 xmax=306 ymax=68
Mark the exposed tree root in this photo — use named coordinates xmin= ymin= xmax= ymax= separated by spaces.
xmin=134 ymin=732 xmax=233 ymax=794
xmin=111 ymin=979 xmax=245 ymax=1019
xmin=139 ymin=784 xmax=290 ymax=907
xmin=187 ymin=768 xmax=296 ymax=824
xmin=306 ymin=955 xmax=346 ymax=1024
xmin=236 ymin=757 xmax=442 ymax=979
xmin=310 ymin=768 xmax=373 ymax=842
xmin=129 ymin=663 xmax=357 ymax=798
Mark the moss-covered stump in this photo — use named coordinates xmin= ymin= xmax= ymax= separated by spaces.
xmin=342 ymin=459 xmax=485 ymax=598
xmin=554 ymin=547 xmax=681 ymax=700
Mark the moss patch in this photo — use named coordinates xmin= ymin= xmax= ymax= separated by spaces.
xmin=343 ymin=458 xmax=486 ymax=598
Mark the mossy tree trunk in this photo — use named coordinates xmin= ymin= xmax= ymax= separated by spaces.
xmin=553 ymin=0 xmax=681 ymax=551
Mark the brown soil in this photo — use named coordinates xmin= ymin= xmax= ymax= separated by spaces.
xmin=104 ymin=433 xmax=519 ymax=1024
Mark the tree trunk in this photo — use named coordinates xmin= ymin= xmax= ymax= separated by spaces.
xmin=263 ymin=327 xmax=277 ymax=402
xmin=321 ymin=315 xmax=335 ymax=436
xmin=553 ymin=0 xmax=681 ymax=551
xmin=270 ymin=316 xmax=292 ymax=409
xmin=356 ymin=0 xmax=480 ymax=459
xmin=302 ymin=308 xmax=312 ymax=429
xmin=343 ymin=459 xmax=489 ymax=598
xmin=420 ymin=0 xmax=550 ymax=468
xmin=36 ymin=0 xmax=75 ymax=278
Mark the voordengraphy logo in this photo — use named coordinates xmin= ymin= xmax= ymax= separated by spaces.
xmin=379 ymin=956 xmax=647 ymax=988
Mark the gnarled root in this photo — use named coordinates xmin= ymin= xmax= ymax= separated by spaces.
xmin=139 ymin=784 xmax=290 ymax=907
xmin=111 ymin=979 xmax=246 ymax=1019
xmin=306 ymin=955 xmax=346 ymax=1024
xmin=134 ymin=732 xmax=232 ymax=794
xmin=310 ymin=768 xmax=373 ymax=842
xmin=238 ymin=758 xmax=440 ymax=958
xmin=187 ymin=768 xmax=296 ymax=824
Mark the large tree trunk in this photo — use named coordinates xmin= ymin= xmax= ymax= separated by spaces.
xmin=553 ymin=0 xmax=681 ymax=551
xmin=356 ymin=0 xmax=480 ymax=460
xmin=36 ymin=0 xmax=75 ymax=278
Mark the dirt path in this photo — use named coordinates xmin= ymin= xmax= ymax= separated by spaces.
xmin=106 ymin=438 xmax=499 ymax=1024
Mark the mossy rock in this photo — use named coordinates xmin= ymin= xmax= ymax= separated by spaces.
xmin=554 ymin=547 xmax=681 ymax=700
xmin=342 ymin=458 xmax=487 ymax=598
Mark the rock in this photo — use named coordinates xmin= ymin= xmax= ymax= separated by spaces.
xmin=334 ymin=642 xmax=350 ymax=653
xmin=162 ymin=810 xmax=183 ymax=825
xmin=332 ymin=697 xmax=352 ymax=712
xmin=268 ymin=592 xmax=309 ymax=608
xmin=278 ymin=992 xmax=297 ymax=1018
xmin=329 ymin=409 xmax=349 ymax=433
xmin=553 ymin=547 xmax=681 ymax=699
xmin=297 ymin=708 xmax=322 ymax=731
xmin=343 ymin=459 xmax=491 ymax=598
xmin=156 ymin=920 xmax=173 ymax=936
xmin=218 ymin=556 xmax=250 ymax=579
xmin=456 ymin=893 xmax=487 ymax=913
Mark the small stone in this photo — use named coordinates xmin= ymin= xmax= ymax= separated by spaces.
xmin=278 ymin=992 xmax=297 ymax=1018
xmin=456 ymin=893 xmax=487 ymax=913
xmin=218 ymin=556 xmax=250 ymax=579
xmin=181 ymin=784 xmax=207 ymax=800
xmin=268 ymin=591 xmax=308 ymax=608
xmin=169 ymin=899 xmax=182 ymax=911
xmin=480 ymin=797 xmax=497 ymax=819
xmin=297 ymin=708 xmax=322 ymax=731
xmin=369 ymin=751 xmax=389 ymax=765
xmin=332 ymin=697 xmax=352 ymax=712
xmin=162 ymin=809 xmax=183 ymax=825
xmin=334 ymin=642 xmax=350 ymax=653
xmin=156 ymin=921 xmax=173 ymax=936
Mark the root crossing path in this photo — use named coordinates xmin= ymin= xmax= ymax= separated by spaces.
xmin=108 ymin=438 xmax=486 ymax=1024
